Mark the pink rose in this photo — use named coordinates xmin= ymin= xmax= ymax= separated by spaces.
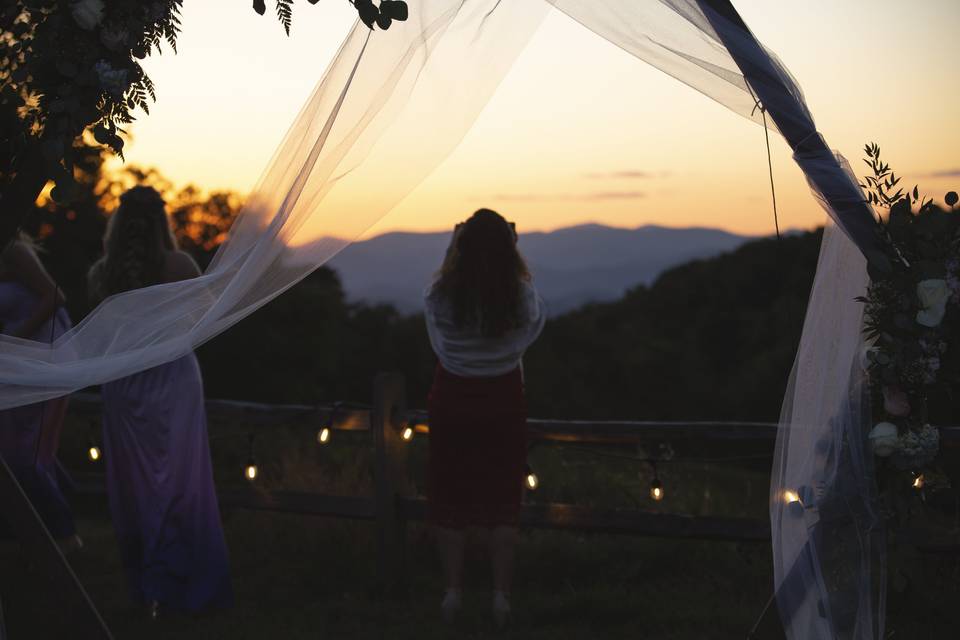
xmin=882 ymin=386 xmax=911 ymax=417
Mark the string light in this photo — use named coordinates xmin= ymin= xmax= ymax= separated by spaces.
xmin=912 ymin=473 xmax=924 ymax=490
xmin=398 ymin=413 xmax=418 ymax=442
xmin=525 ymin=464 xmax=538 ymax=491
xmin=87 ymin=439 xmax=101 ymax=462
xmin=244 ymin=434 xmax=258 ymax=482
xmin=86 ymin=421 xmax=101 ymax=463
xmin=650 ymin=478 xmax=664 ymax=501
xmin=783 ymin=489 xmax=805 ymax=518
xmin=318 ymin=402 xmax=342 ymax=446
xmin=649 ymin=462 xmax=664 ymax=501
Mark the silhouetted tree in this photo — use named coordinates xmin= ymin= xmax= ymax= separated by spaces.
xmin=1 ymin=0 xmax=406 ymax=249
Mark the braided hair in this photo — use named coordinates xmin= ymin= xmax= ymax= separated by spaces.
xmin=88 ymin=186 xmax=176 ymax=303
xmin=433 ymin=208 xmax=530 ymax=338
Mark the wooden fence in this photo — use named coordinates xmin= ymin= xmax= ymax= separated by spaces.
xmin=64 ymin=372 xmax=960 ymax=594
xmin=3 ymin=371 xmax=957 ymax=639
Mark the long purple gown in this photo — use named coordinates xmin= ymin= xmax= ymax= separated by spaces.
xmin=101 ymin=353 xmax=233 ymax=612
xmin=0 ymin=280 xmax=75 ymax=539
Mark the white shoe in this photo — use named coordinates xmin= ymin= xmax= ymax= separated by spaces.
xmin=441 ymin=589 xmax=462 ymax=624
xmin=492 ymin=590 xmax=511 ymax=629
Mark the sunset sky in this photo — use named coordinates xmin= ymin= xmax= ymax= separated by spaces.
xmin=113 ymin=0 xmax=960 ymax=239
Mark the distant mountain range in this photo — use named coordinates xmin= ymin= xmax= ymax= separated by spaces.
xmin=328 ymin=224 xmax=755 ymax=314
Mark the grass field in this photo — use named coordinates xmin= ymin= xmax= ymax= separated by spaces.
xmin=1 ymin=414 xmax=957 ymax=639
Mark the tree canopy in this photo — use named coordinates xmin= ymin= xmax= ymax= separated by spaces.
xmin=0 ymin=0 xmax=406 ymax=249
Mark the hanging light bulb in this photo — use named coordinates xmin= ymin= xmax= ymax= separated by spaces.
xmin=648 ymin=462 xmax=664 ymax=501
xmin=525 ymin=464 xmax=538 ymax=491
xmin=650 ymin=478 xmax=664 ymax=501
xmin=783 ymin=489 xmax=800 ymax=504
xmin=400 ymin=415 xmax=417 ymax=442
xmin=87 ymin=421 xmax=101 ymax=463
xmin=244 ymin=434 xmax=258 ymax=482
xmin=912 ymin=473 xmax=924 ymax=490
xmin=318 ymin=402 xmax=341 ymax=446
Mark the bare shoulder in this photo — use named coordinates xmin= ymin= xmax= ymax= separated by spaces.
xmin=163 ymin=250 xmax=201 ymax=283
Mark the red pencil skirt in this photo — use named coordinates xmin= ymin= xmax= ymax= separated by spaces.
xmin=427 ymin=364 xmax=528 ymax=529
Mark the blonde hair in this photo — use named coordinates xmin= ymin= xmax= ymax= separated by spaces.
xmin=88 ymin=186 xmax=176 ymax=303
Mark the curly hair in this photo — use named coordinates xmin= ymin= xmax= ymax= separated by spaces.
xmin=88 ymin=186 xmax=176 ymax=303
xmin=432 ymin=208 xmax=531 ymax=338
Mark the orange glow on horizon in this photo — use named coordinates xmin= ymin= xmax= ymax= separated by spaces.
xmin=112 ymin=1 xmax=958 ymax=240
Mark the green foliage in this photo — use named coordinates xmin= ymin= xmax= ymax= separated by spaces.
xmin=859 ymin=142 xmax=908 ymax=210
xmin=855 ymin=145 xmax=959 ymax=554
xmin=276 ymin=0 xmax=293 ymax=35
xmin=523 ymin=232 xmax=822 ymax=421
xmin=857 ymin=145 xmax=959 ymax=466
xmin=1 ymin=1 xmax=185 ymax=202
xmin=194 ymin=229 xmax=824 ymax=424
xmin=2 ymin=0 xmax=408 ymax=246
xmin=252 ymin=0 xmax=410 ymax=33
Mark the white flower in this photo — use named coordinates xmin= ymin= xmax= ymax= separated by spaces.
xmin=71 ymin=0 xmax=105 ymax=31
xmin=916 ymin=279 xmax=950 ymax=327
xmin=94 ymin=61 xmax=129 ymax=99
xmin=868 ymin=422 xmax=898 ymax=457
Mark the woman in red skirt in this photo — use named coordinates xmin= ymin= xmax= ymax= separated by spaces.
xmin=424 ymin=209 xmax=546 ymax=627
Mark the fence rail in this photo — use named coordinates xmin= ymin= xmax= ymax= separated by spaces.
xmin=66 ymin=381 xmax=960 ymax=592
xmin=68 ymin=392 xmax=960 ymax=446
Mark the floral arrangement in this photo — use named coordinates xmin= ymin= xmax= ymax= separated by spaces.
xmin=858 ymin=143 xmax=959 ymax=488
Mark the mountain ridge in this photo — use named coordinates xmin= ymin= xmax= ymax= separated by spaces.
xmin=328 ymin=223 xmax=762 ymax=314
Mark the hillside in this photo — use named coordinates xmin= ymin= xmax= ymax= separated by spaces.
xmin=200 ymin=229 xmax=825 ymax=422
xmin=328 ymin=224 xmax=752 ymax=314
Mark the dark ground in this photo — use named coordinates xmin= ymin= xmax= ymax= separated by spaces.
xmin=1 ymin=415 xmax=958 ymax=639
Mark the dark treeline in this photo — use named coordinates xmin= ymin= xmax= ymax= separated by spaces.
xmin=24 ymin=143 xmax=823 ymax=421
xmin=197 ymin=229 xmax=821 ymax=422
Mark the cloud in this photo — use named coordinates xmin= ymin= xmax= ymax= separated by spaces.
xmin=582 ymin=170 xmax=653 ymax=180
xmin=921 ymin=168 xmax=960 ymax=178
xmin=487 ymin=191 xmax=646 ymax=202
xmin=588 ymin=191 xmax=647 ymax=200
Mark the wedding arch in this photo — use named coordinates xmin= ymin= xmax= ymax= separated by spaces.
xmin=1 ymin=1 xmax=889 ymax=637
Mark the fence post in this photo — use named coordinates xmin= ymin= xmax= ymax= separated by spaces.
xmin=372 ymin=372 xmax=411 ymax=594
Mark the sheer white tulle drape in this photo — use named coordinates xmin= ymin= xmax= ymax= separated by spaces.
xmin=2 ymin=0 xmax=787 ymax=408
xmin=0 ymin=0 xmax=553 ymax=405
xmin=771 ymin=161 xmax=883 ymax=640
xmin=1 ymin=3 xmax=880 ymax=637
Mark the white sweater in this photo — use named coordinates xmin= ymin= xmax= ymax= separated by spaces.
xmin=423 ymin=281 xmax=546 ymax=377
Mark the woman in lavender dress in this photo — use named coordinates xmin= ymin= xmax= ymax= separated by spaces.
xmin=87 ymin=187 xmax=232 ymax=615
xmin=0 ymin=235 xmax=78 ymax=549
